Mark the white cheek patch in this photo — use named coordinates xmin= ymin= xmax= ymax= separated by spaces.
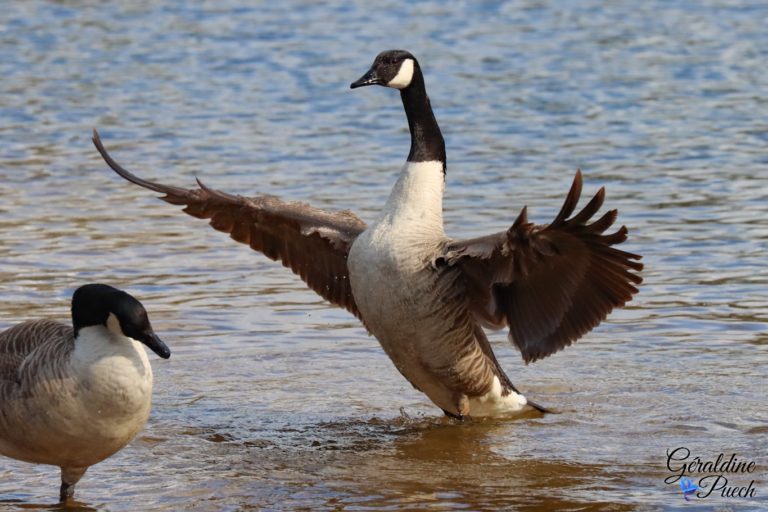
xmin=106 ymin=313 xmax=125 ymax=337
xmin=387 ymin=59 xmax=414 ymax=89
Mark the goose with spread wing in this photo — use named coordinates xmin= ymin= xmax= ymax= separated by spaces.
xmin=93 ymin=50 xmax=642 ymax=418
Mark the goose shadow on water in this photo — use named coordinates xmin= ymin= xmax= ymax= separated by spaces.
xmin=318 ymin=417 xmax=639 ymax=511
xmin=0 ymin=497 xmax=98 ymax=512
xmin=195 ymin=414 xmax=642 ymax=511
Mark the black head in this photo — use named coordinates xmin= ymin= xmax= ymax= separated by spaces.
xmin=71 ymin=284 xmax=171 ymax=359
xmin=350 ymin=50 xmax=419 ymax=90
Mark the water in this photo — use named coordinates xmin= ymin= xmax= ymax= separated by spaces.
xmin=0 ymin=0 xmax=766 ymax=510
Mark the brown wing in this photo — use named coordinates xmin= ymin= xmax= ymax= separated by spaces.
xmin=93 ymin=129 xmax=367 ymax=319
xmin=442 ymin=171 xmax=643 ymax=364
xmin=0 ymin=320 xmax=73 ymax=384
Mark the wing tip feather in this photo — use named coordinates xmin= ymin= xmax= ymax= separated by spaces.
xmin=551 ymin=171 xmax=583 ymax=226
xmin=92 ymin=128 xmax=190 ymax=198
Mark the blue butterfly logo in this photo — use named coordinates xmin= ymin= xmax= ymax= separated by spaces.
xmin=680 ymin=477 xmax=699 ymax=501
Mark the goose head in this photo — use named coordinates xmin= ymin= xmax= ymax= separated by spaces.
xmin=350 ymin=49 xmax=418 ymax=90
xmin=71 ymin=284 xmax=171 ymax=359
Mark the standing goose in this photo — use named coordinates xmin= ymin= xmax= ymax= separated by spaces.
xmin=0 ymin=284 xmax=170 ymax=502
xmin=93 ymin=50 xmax=642 ymax=418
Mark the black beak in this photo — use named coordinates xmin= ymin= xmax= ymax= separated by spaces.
xmin=141 ymin=332 xmax=171 ymax=359
xmin=350 ymin=67 xmax=382 ymax=89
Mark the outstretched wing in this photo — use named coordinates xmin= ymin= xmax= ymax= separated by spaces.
xmin=442 ymin=171 xmax=643 ymax=363
xmin=93 ymin=130 xmax=367 ymax=319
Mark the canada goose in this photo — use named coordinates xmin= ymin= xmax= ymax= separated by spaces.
xmin=93 ymin=49 xmax=642 ymax=418
xmin=0 ymin=284 xmax=170 ymax=502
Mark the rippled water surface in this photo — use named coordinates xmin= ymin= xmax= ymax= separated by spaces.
xmin=1 ymin=1 xmax=766 ymax=510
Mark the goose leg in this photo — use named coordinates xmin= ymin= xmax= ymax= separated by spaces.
xmin=442 ymin=409 xmax=464 ymax=420
xmin=59 ymin=481 xmax=75 ymax=502
xmin=525 ymin=399 xmax=552 ymax=414
xmin=442 ymin=394 xmax=470 ymax=420
xmin=59 ymin=466 xmax=87 ymax=502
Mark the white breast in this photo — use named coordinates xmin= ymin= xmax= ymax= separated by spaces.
xmin=371 ymin=160 xmax=445 ymax=234
xmin=71 ymin=326 xmax=154 ymax=421
xmin=348 ymin=160 xmax=446 ymax=288
xmin=347 ymin=160 xmax=450 ymax=380
xmin=0 ymin=326 xmax=154 ymax=467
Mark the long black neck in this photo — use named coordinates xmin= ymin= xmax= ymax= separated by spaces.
xmin=400 ymin=65 xmax=446 ymax=171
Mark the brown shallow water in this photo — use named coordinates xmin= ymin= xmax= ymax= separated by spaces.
xmin=1 ymin=0 xmax=767 ymax=510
